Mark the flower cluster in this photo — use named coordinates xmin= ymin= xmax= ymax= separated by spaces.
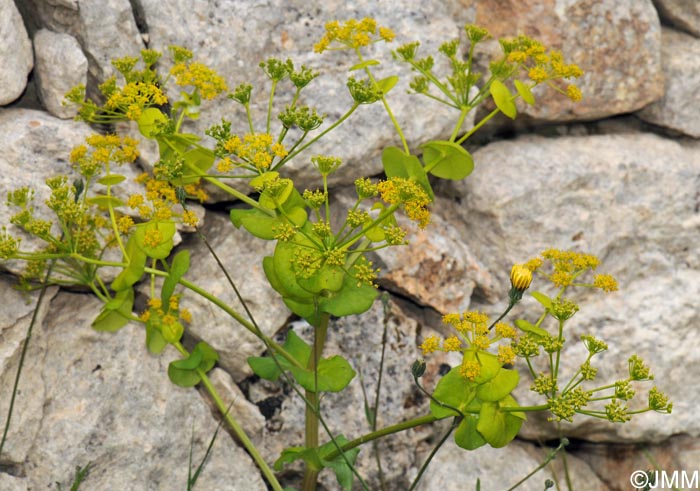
xmin=419 ymin=311 xmax=518 ymax=380
xmin=215 ymin=133 xmax=288 ymax=173
xmin=314 ymin=18 xmax=395 ymax=53
xmin=140 ymin=296 xmax=192 ymax=344
xmin=377 ymin=177 xmax=431 ymax=228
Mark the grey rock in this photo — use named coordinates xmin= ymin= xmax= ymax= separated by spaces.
xmin=207 ymin=367 xmax=266 ymax=442
xmin=372 ymin=212 xmax=498 ymax=314
xmin=637 ymin=28 xmax=700 ymax=137
xmin=471 ymin=0 xmax=664 ymax=121
xmin=653 ymin=0 xmax=700 ymax=37
xmin=136 ymin=0 xmax=470 ymax=191
xmin=0 ymin=279 xmax=58 ymax=463
xmin=0 ymin=474 xmax=27 ymax=491
xmin=417 ymin=439 xmax=607 ymax=491
xmin=22 ymin=0 xmax=143 ymax=82
xmin=1 ymin=290 xmax=266 ymax=490
xmin=173 ymin=210 xmax=291 ymax=382
xmin=33 ymin=29 xmax=88 ymax=119
xmin=574 ymin=434 xmax=700 ymax=489
xmin=0 ymin=0 xmax=33 ymax=105
xmin=451 ymin=132 xmax=700 ymax=442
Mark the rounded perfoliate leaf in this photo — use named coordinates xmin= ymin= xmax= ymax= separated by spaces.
xmin=476 ymin=368 xmax=519 ymax=402
xmin=514 ymin=80 xmax=535 ymax=106
xmin=454 ymin=415 xmax=487 ymax=451
xmin=138 ymin=107 xmax=169 ymax=138
xmin=133 ymin=221 xmax=176 ymax=259
xmin=490 ymin=80 xmax=517 ymax=119
xmin=421 ymin=140 xmax=474 ymax=180
xmin=430 ymin=365 xmax=478 ymax=419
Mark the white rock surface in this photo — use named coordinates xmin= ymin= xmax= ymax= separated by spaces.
xmin=33 ymin=29 xmax=88 ymax=118
xmin=0 ymin=290 xmax=266 ymax=490
xmin=653 ymin=0 xmax=700 ymax=37
xmin=0 ymin=0 xmax=33 ymax=105
xmin=637 ymin=28 xmax=700 ymax=137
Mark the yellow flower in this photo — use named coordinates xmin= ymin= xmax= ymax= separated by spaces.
xmin=510 ymin=264 xmax=532 ymax=291
xmin=593 ymin=274 xmax=618 ymax=292
xmin=419 ymin=335 xmax=440 ymax=355
xmin=459 ymin=360 xmax=481 ymax=381
xmin=566 ymin=84 xmax=582 ymax=102
xmin=443 ymin=336 xmax=462 ymax=352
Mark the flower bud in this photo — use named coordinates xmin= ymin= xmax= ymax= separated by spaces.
xmin=411 ymin=359 xmax=427 ymax=379
xmin=510 ymin=264 xmax=532 ymax=292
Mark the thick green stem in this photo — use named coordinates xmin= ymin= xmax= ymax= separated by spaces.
xmin=301 ymin=312 xmax=330 ymax=491
xmin=172 ymin=342 xmax=283 ymax=491
xmin=324 ymin=414 xmax=439 ymax=461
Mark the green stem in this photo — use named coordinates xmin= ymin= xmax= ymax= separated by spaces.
xmin=456 ymin=106 xmax=501 ymax=145
xmin=324 ymin=414 xmax=439 ymax=461
xmin=448 ymin=106 xmax=470 ymax=143
xmin=505 ymin=438 xmax=568 ymax=491
xmin=172 ymin=342 xmax=283 ymax=491
xmin=407 ymin=417 xmax=460 ymax=491
xmin=266 ymin=80 xmax=278 ymax=135
xmin=284 ymin=104 xmax=360 ymax=163
xmin=301 ymin=312 xmax=331 ymax=491
xmin=357 ymin=48 xmax=409 ymax=153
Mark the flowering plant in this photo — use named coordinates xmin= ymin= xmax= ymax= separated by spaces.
xmin=0 ymin=18 xmax=669 ymax=491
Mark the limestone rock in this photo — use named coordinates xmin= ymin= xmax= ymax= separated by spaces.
xmin=451 ymin=132 xmax=700 ymax=442
xmin=172 ymin=210 xmax=291 ymax=382
xmin=33 ymin=29 xmax=88 ymax=118
xmin=472 ymin=0 xmax=664 ymax=121
xmin=0 ymin=279 xmax=58 ymax=463
xmin=372 ymin=212 xmax=498 ymax=314
xmin=417 ymin=439 xmax=607 ymax=491
xmin=0 ymin=290 xmax=266 ymax=490
xmin=135 ymin=0 xmax=471 ymax=191
xmin=0 ymin=0 xmax=33 ymax=105
xmin=653 ymin=0 xmax=700 ymax=37
xmin=21 ymin=0 xmax=143 ymax=82
xmin=637 ymin=28 xmax=700 ymax=137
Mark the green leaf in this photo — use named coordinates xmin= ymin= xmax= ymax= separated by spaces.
xmin=381 ymin=146 xmax=434 ymax=200
xmin=138 ymin=107 xmax=168 ymax=138
xmin=248 ymin=356 xmax=282 ymax=381
xmin=454 ymin=415 xmax=487 ymax=451
xmin=194 ymin=341 xmax=219 ymax=373
xmin=274 ymin=446 xmax=322 ymax=472
xmin=430 ymin=365 xmax=478 ymax=419
xmin=290 ymin=355 xmax=356 ymax=393
xmin=86 ymin=195 xmax=125 ymax=209
xmin=161 ymin=319 xmax=184 ymax=344
xmin=318 ymin=436 xmax=360 ymax=491
xmin=349 ymin=59 xmax=380 ymax=71
xmin=161 ymin=249 xmax=190 ymax=305
xmin=530 ymin=291 xmax=552 ymax=310
xmin=476 ymin=368 xmax=519 ymax=402
xmin=171 ymin=147 xmax=215 ymax=186
xmin=490 ymin=80 xmax=517 ymax=119
xmin=91 ymin=288 xmax=134 ymax=332
xmin=97 ymin=174 xmax=126 ymax=186
xmin=514 ymin=319 xmax=548 ymax=338
xmin=145 ymin=319 xmax=168 ymax=354
xmin=297 ymin=264 xmax=345 ymax=295
xmin=421 ymin=140 xmax=474 ymax=180
xmin=172 ymin=349 xmax=203 ymax=370
xmin=111 ymin=235 xmax=147 ymax=291
xmin=476 ymin=396 xmax=524 ymax=448
xmin=376 ymin=75 xmax=399 ymax=95
xmin=467 ymin=350 xmax=502 ymax=385
xmin=133 ymin=220 xmax=176 ymax=259
xmin=514 ymin=80 xmax=535 ymax=106
xmin=168 ymin=363 xmax=202 ymax=387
